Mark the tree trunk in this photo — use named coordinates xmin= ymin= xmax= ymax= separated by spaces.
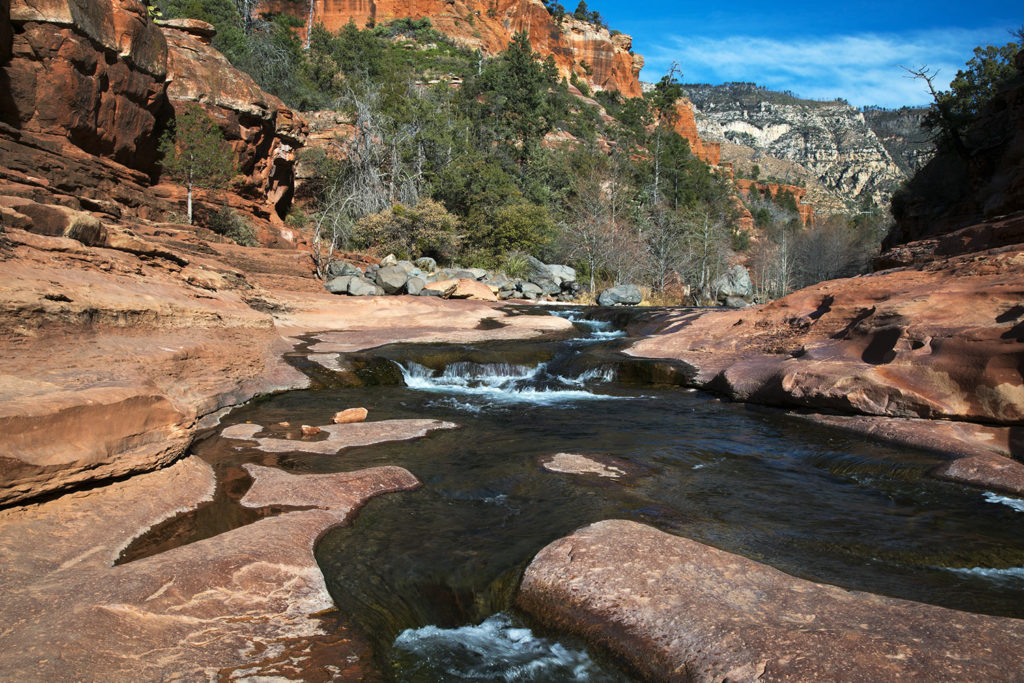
xmin=187 ymin=184 xmax=194 ymax=225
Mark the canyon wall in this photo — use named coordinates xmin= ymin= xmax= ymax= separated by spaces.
xmin=684 ymin=83 xmax=906 ymax=209
xmin=863 ymin=106 xmax=934 ymax=177
xmin=1 ymin=2 xmax=306 ymax=229
xmin=262 ymin=0 xmax=643 ymax=96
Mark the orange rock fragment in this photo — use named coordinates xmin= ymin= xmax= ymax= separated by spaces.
xmin=333 ymin=407 xmax=368 ymax=424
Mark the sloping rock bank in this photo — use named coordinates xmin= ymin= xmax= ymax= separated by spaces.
xmin=518 ymin=520 xmax=1024 ymax=682
xmin=0 ymin=455 xmax=420 ymax=680
xmin=626 ymin=213 xmax=1024 ymax=492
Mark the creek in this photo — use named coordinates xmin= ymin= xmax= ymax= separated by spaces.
xmin=122 ymin=307 xmax=1024 ymax=681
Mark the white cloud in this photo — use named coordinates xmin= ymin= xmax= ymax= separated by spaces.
xmin=641 ymin=27 xmax=1016 ymax=107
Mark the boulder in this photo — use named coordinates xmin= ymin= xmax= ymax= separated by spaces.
xmin=711 ymin=264 xmax=752 ymax=302
xmin=434 ymin=267 xmax=479 ymax=282
xmin=379 ymin=253 xmax=398 ymax=266
xmin=597 ymin=285 xmax=642 ymax=306
xmin=519 ymin=282 xmax=543 ymax=300
xmin=420 ymin=281 xmax=457 ymax=298
xmin=548 ymin=264 xmax=577 ymax=284
xmin=300 ymin=425 xmax=320 ymax=436
xmin=414 ymin=256 xmax=437 ymax=272
xmin=405 ymin=276 xmax=425 ymax=296
xmin=375 ymin=265 xmax=409 ymax=294
xmin=723 ymin=295 xmax=750 ymax=309
xmin=525 ymin=255 xmax=554 ymax=282
xmin=465 ymin=268 xmax=488 ymax=281
xmin=326 ymin=261 xmax=362 ymax=278
xmin=347 ymin=277 xmax=382 ymax=296
xmin=396 ymin=260 xmax=417 ymax=274
xmin=518 ymin=520 xmax=1024 ymax=682
xmin=324 ymin=275 xmax=355 ymax=295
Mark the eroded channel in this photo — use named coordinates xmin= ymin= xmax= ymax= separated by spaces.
xmin=124 ymin=307 xmax=1024 ymax=680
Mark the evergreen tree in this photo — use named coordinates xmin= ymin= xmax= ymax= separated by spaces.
xmin=160 ymin=105 xmax=236 ymax=224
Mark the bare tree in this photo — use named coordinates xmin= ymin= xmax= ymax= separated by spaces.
xmin=643 ymin=207 xmax=687 ymax=292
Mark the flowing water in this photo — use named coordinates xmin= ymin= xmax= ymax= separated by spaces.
xmin=123 ymin=307 xmax=1024 ymax=680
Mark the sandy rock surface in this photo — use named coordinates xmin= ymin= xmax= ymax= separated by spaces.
xmin=518 ymin=520 xmax=1024 ymax=682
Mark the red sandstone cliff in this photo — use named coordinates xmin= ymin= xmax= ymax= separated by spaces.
xmin=671 ymin=98 xmax=720 ymax=166
xmin=262 ymin=0 xmax=643 ymax=97
xmin=734 ymin=178 xmax=814 ymax=226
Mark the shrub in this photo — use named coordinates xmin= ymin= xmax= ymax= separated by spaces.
xmin=206 ymin=207 xmax=258 ymax=246
xmin=354 ymin=199 xmax=461 ymax=263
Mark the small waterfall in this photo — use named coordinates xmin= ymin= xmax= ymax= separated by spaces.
xmin=396 ymin=360 xmax=621 ymax=408
xmin=550 ymin=310 xmax=627 ymax=341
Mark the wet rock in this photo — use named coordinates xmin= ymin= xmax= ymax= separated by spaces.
xmin=252 ymin=419 xmax=458 ymax=455
xmin=518 ymin=520 xmax=1024 ymax=682
xmin=300 ymin=424 xmax=321 ymax=436
xmin=332 ymin=407 xmax=368 ymax=424
xmin=375 ymin=265 xmax=410 ymax=294
xmin=597 ymin=284 xmax=642 ymax=306
xmin=221 ymin=423 xmax=263 ymax=440
xmin=241 ymin=463 xmax=419 ymax=508
xmin=540 ymin=453 xmax=626 ymax=478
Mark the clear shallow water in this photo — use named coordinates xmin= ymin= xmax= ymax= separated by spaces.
xmin=126 ymin=307 xmax=1024 ymax=679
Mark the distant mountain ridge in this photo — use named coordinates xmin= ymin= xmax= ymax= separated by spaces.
xmin=681 ymin=82 xmax=928 ymax=209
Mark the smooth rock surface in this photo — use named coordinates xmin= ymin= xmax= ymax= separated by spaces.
xmin=251 ymin=419 xmax=458 ymax=455
xmin=597 ymin=284 xmax=642 ymax=306
xmin=241 ymin=463 xmax=420 ymax=508
xmin=518 ymin=520 xmax=1024 ymax=682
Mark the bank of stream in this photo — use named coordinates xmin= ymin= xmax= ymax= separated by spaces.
xmin=122 ymin=307 xmax=1024 ymax=680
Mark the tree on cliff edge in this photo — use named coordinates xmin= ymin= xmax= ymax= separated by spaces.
xmin=160 ymin=105 xmax=236 ymax=225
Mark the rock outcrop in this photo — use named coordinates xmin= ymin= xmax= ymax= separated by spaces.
xmin=734 ymin=178 xmax=814 ymax=225
xmin=685 ymin=83 xmax=906 ymax=208
xmin=889 ymin=61 xmax=1024 ymax=246
xmin=262 ymin=0 xmax=643 ymax=96
xmin=518 ymin=520 xmax=1024 ymax=682
xmin=162 ymin=19 xmax=307 ymax=225
xmin=863 ymin=106 xmax=934 ymax=176
xmin=3 ymin=0 xmax=168 ymax=171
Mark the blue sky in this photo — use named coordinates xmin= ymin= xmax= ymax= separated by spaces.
xmin=596 ymin=1 xmax=1021 ymax=107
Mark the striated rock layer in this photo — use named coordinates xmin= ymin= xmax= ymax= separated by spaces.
xmin=685 ymin=83 xmax=906 ymax=208
xmin=518 ymin=520 xmax=1024 ymax=682
xmin=263 ymin=0 xmax=643 ymax=96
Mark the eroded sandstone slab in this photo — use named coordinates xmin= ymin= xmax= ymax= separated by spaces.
xmin=241 ymin=463 xmax=420 ymax=508
xmin=222 ymin=419 xmax=458 ymax=455
xmin=517 ymin=520 xmax=1024 ymax=682
xmin=0 ymin=455 xmax=419 ymax=680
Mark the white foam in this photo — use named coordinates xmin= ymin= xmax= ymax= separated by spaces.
xmin=944 ymin=565 xmax=1024 ymax=584
xmin=398 ymin=361 xmax=624 ymax=406
xmin=983 ymin=492 xmax=1024 ymax=513
xmin=393 ymin=612 xmax=606 ymax=681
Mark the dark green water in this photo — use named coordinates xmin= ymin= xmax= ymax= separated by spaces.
xmin=123 ymin=309 xmax=1024 ymax=680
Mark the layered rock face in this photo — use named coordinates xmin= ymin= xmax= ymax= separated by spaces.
xmin=3 ymin=0 xmax=168 ymax=171
xmin=1 ymin=2 xmax=306 ymax=231
xmin=671 ymin=97 xmax=720 ymax=165
xmin=263 ymin=0 xmax=643 ymax=96
xmin=684 ymin=83 xmax=906 ymax=208
xmin=734 ymin=178 xmax=814 ymax=225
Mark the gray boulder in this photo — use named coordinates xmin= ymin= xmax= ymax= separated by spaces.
xmin=375 ymin=265 xmax=410 ymax=294
xmin=711 ymin=265 xmax=752 ymax=302
xmin=326 ymin=261 xmax=363 ymax=278
xmin=348 ymin=277 xmax=383 ymax=296
xmin=324 ymin=275 xmax=356 ymax=295
xmin=525 ymin=255 xmax=553 ymax=282
xmin=435 ymin=268 xmax=478 ymax=281
xmin=406 ymin=277 xmax=426 ymax=296
xmin=598 ymin=285 xmax=643 ymax=306
xmin=414 ymin=256 xmax=437 ymax=272
xmin=465 ymin=268 xmax=488 ymax=281
xmin=519 ymin=282 xmax=543 ymax=300
xmin=379 ymin=253 xmax=398 ymax=267
xmin=547 ymin=264 xmax=577 ymax=285
xmin=723 ymin=295 xmax=750 ymax=309
xmin=396 ymin=260 xmax=417 ymax=274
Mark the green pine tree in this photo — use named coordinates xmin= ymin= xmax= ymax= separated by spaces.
xmin=160 ymin=104 xmax=236 ymax=224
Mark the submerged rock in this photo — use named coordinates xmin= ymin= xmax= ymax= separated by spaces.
xmin=518 ymin=519 xmax=1024 ymax=682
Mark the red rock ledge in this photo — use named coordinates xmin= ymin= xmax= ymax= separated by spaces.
xmin=517 ymin=519 xmax=1024 ymax=682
